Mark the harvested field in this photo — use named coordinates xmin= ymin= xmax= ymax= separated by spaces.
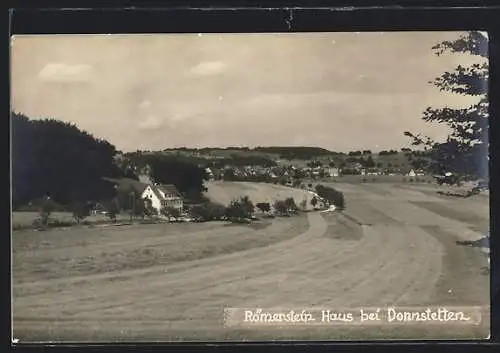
xmin=13 ymin=216 xmax=308 ymax=285
xmin=12 ymin=181 xmax=490 ymax=341
xmin=205 ymin=181 xmax=318 ymax=210
xmin=325 ymin=174 xmax=435 ymax=184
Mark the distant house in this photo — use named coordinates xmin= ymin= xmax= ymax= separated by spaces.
xmin=142 ymin=184 xmax=183 ymax=214
xmin=407 ymin=169 xmax=416 ymax=177
xmin=205 ymin=167 xmax=215 ymax=181
xmin=103 ymin=177 xmax=183 ymax=215
xmin=328 ymin=167 xmax=339 ymax=177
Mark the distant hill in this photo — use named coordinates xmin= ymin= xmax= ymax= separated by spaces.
xmin=139 ymin=147 xmax=430 ymax=172
xmin=161 ymin=146 xmax=340 ymax=161
xmin=253 ymin=146 xmax=335 ymax=160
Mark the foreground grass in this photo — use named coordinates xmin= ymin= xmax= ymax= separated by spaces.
xmin=13 ymin=214 xmax=310 ymax=284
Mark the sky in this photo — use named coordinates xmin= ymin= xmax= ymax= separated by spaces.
xmin=10 ymin=32 xmax=486 ymax=153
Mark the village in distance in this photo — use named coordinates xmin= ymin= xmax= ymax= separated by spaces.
xmin=12 ymin=120 xmax=451 ymax=231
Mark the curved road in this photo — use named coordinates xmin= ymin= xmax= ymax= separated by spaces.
xmin=13 ymin=182 xmax=490 ymax=341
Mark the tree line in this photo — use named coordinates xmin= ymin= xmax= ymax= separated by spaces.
xmin=11 ymin=113 xmax=210 ymax=210
xmin=11 ymin=113 xmax=122 ymax=208
xmin=253 ymin=146 xmax=333 ymax=160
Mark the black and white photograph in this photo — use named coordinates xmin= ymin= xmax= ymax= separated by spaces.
xmin=10 ymin=31 xmax=490 ymax=342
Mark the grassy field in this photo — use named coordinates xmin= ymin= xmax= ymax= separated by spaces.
xmin=13 ymin=215 xmax=309 ymax=285
xmin=11 ymin=212 xmax=134 ymax=229
xmin=324 ymin=174 xmax=435 ymax=184
xmin=205 ymin=181 xmax=319 ymax=210
xmin=12 ymin=181 xmax=490 ymax=342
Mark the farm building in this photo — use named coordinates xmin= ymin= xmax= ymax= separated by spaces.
xmin=328 ymin=167 xmax=340 ymax=177
xmin=102 ymin=177 xmax=184 ymax=215
xmin=142 ymin=184 xmax=184 ymax=214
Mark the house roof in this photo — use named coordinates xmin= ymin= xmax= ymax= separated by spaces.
xmin=157 ymin=184 xmax=182 ymax=198
xmin=147 ymin=185 xmax=165 ymax=201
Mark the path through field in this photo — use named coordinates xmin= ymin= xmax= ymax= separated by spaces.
xmin=12 ymin=182 xmax=490 ymax=341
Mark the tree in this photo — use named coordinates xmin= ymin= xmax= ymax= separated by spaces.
xmin=404 ymin=31 xmax=488 ymax=178
xmin=315 ymin=184 xmax=345 ymax=210
xmin=226 ymin=200 xmax=247 ymax=221
xmin=132 ymin=197 xmax=147 ymax=220
xmin=189 ymin=204 xmax=209 ymax=221
xmin=70 ymin=201 xmax=90 ymax=224
xmin=132 ymin=154 xmax=209 ymax=199
xmin=103 ymin=198 xmax=120 ymax=222
xmin=11 ymin=113 xmax=123 ymax=207
xmin=223 ymin=169 xmax=237 ymax=181
xmin=190 ymin=202 xmax=226 ymax=221
xmin=206 ymin=203 xmax=227 ymax=220
xmin=256 ymin=202 xmax=271 ymax=213
xmin=307 ymin=160 xmax=323 ymax=168
xmin=284 ymin=197 xmax=298 ymax=214
xmin=239 ymin=196 xmax=255 ymax=217
xmin=273 ymin=200 xmax=288 ymax=216
xmin=162 ymin=206 xmax=181 ymax=219
xmin=115 ymin=186 xmax=133 ymax=212
xmin=36 ymin=196 xmax=59 ymax=226
xmin=364 ymin=155 xmax=376 ymax=168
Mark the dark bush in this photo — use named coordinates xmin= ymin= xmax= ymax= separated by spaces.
xmin=284 ymin=197 xmax=298 ymax=214
xmin=256 ymin=202 xmax=271 ymax=213
xmin=273 ymin=200 xmax=289 ymax=216
xmin=69 ymin=201 xmax=91 ymax=224
xmin=315 ymin=184 xmax=345 ymax=210
xmin=191 ymin=202 xmax=227 ymax=221
xmin=225 ymin=196 xmax=254 ymax=222
xmin=36 ymin=197 xmax=61 ymax=226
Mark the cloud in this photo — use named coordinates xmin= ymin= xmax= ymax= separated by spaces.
xmin=190 ymin=61 xmax=226 ymax=76
xmin=138 ymin=100 xmax=152 ymax=110
xmin=38 ymin=63 xmax=93 ymax=82
xmin=138 ymin=115 xmax=164 ymax=130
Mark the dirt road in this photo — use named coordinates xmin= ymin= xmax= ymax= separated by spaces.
xmin=12 ymin=182 xmax=490 ymax=341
